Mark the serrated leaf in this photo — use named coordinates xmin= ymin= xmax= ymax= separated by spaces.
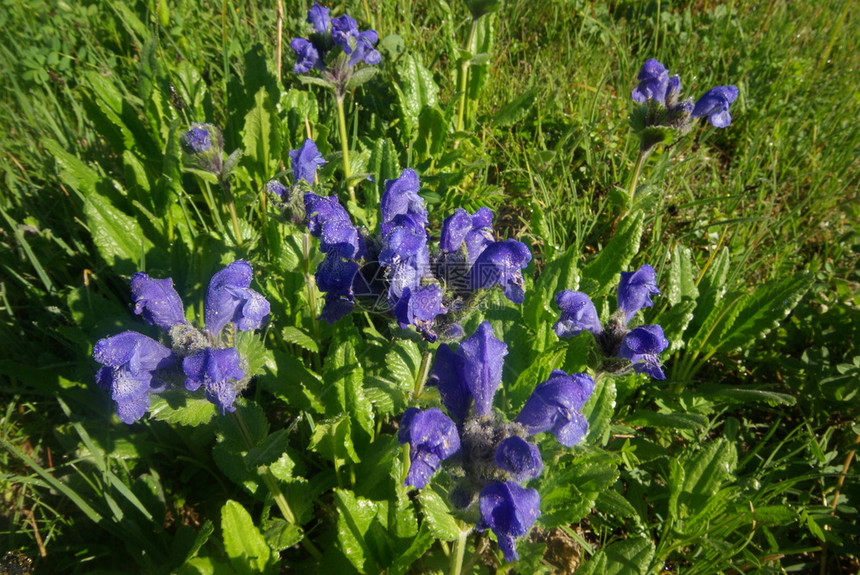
xmin=670 ymin=439 xmax=736 ymax=521
xmin=582 ymin=377 xmax=616 ymax=445
xmin=581 ymin=212 xmax=644 ymax=297
xmin=323 ymin=325 xmax=374 ymax=435
xmin=666 ymin=245 xmax=698 ymax=305
xmin=84 ymin=191 xmax=154 ymax=274
xmin=334 ymin=489 xmax=380 ymax=574
xmin=540 ymin=452 xmax=619 ymax=528
xmin=709 ymin=273 xmax=811 ymax=355
xmin=242 ymin=87 xmax=280 ymax=184
xmin=309 ymin=416 xmax=360 ymax=465
xmin=697 ymin=385 xmax=796 ymax=406
xmin=395 ymin=54 xmax=439 ymax=139
xmin=466 ymin=14 xmax=495 ymax=101
xmin=281 ymin=326 xmax=319 ymax=353
xmin=418 ymin=489 xmax=460 ymax=542
xmin=149 ymin=390 xmax=216 ymax=426
xmin=245 ymin=429 xmax=291 ymax=469
xmin=658 ymin=299 xmax=696 ymax=352
xmin=685 ymin=247 xmax=730 ymax=340
xmin=298 ymin=75 xmax=335 ymax=90
xmin=346 ymin=66 xmax=379 ymax=91
xmin=221 ymin=500 xmax=273 ymax=574
xmin=415 ymin=106 xmax=448 ymax=161
xmin=626 ymin=410 xmax=708 ymax=430
xmin=390 ymin=523 xmax=434 ymax=575
xmin=577 ymin=537 xmax=654 ymax=575
xmin=595 ymin=488 xmax=639 ymax=520
xmin=263 ymin=518 xmax=304 ymax=551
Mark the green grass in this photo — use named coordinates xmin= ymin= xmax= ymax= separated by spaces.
xmin=1 ymin=0 xmax=857 ymax=572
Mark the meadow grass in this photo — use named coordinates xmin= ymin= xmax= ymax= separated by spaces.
xmin=1 ymin=0 xmax=857 ymax=572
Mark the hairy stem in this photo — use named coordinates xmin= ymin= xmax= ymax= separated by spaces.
xmin=335 ymin=95 xmax=357 ymax=204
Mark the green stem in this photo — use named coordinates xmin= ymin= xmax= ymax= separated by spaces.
xmin=302 ymin=232 xmax=322 ymax=350
xmin=335 ymin=95 xmax=357 ymax=204
xmin=456 ymin=18 xmax=479 ymax=133
xmin=412 ymin=348 xmax=433 ymax=402
xmin=221 ymin=180 xmax=243 ymax=247
xmin=449 ymin=524 xmax=470 ymax=575
xmin=231 ymin=410 xmax=322 ymax=560
xmin=628 ymin=148 xmax=648 ymax=203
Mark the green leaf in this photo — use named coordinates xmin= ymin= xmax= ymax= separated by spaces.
xmin=394 ymin=54 xmax=439 ymax=140
xmin=669 ymin=439 xmax=737 ymax=521
xmin=263 ymin=518 xmax=304 ymax=551
xmin=346 ymin=66 xmax=379 ymax=91
xmin=492 ymin=88 xmax=538 ymax=127
xmin=42 ymin=138 xmax=98 ymax=201
xmin=524 ymin=242 xmax=581 ymax=333
xmin=221 ymin=500 xmax=274 ymax=574
xmin=510 ymin=344 xmax=567 ymax=409
xmin=626 ymin=410 xmax=708 ymax=430
xmin=149 ymin=390 xmax=216 ymax=426
xmin=708 ymin=273 xmax=812 ymax=355
xmin=281 ymin=326 xmax=320 ymax=353
xmin=666 ymin=245 xmax=698 ymax=305
xmin=309 ymin=416 xmax=361 ymax=465
xmin=245 ymin=429 xmax=291 ymax=469
xmin=576 ymin=537 xmax=655 ymax=575
xmin=684 ymin=247 xmax=730 ymax=341
xmin=418 ymin=489 xmax=460 ymax=542
xmin=467 ymin=14 xmax=496 ymax=100
xmin=84 ymin=190 xmax=154 ymax=274
xmin=323 ymin=325 xmax=374 ymax=436
xmin=367 ymin=138 xmax=400 ymax=228
xmin=242 ymin=87 xmax=280 ymax=185
xmin=582 ymin=377 xmax=616 ymax=445
xmin=334 ymin=489 xmax=380 ymax=574
xmin=298 ymin=75 xmax=335 ymax=90
xmin=581 ymin=212 xmax=644 ymax=297
xmin=415 ymin=106 xmax=448 ymax=161
xmin=540 ymin=451 xmax=619 ymax=528
xmin=697 ymin=384 xmax=796 ymax=406
xmin=390 ymin=523 xmax=434 ymax=575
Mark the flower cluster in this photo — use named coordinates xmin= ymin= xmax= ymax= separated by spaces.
xmin=267 ymin=139 xmax=327 ymax=224
xmin=92 ymin=261 xmax=270 ymax=422
xmin=398 ymin=322 xmax=595 ymax=561
xmin=630 ymin=58 xmax=738 ymax=152
xmin=303 ymin=166 xmax=532 ymax=341
xmin=554 ymin=264 xmax=669 ymax=379
xmin=181 ymin=123 xmax=243 ymax=182
xmin=291 ymin=3 xmax=381 ymax=99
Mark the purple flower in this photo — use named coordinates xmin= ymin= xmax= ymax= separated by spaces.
xmin=394 ymin=284 xmax=446 ymax=342
xmin=380 ymin=169 xmax=427 ymax=235
xmin=348 ymin=30 xmax=381 ymax=67
xmin=478 ymin=481 xmax=541 ymax=562
xmin=130 ymin=273 xmax=187 ymax=331
xmin=459 ymin=322 xmax=508 ymax=417
xmin=692 ymin=86 xmax=739 ymax=128
xmin=632 ymin=59 xmax=670 ymax=104
xmin=618 ymin=324 xmax=669 ymax=379
xmin=183 ymin=124 xmax=211 ymax=153
xmin=315 ymin=252 xmax=359 ymax=324
xmin=440 ymin=207 xmax=494 ymax=265
xmin=398 ymin=407 xmax=461 ymax=489
xmin=93 ymin=332 xmax=177 ymax=424
xmin=617 ymin=264 xmax=661 ymax=323
xmin=330 ymin=14 xmax=359 ymax=53
xmin=290 ymin=139 xmax=326 ymax=184
xmin=427 ymin=344 xmax=472 ymax=422
xmin=306 ymin=3 xmax=330 ymax=34
xmin=304 ymin=193 xmax=364 ymax=259
xmin=183 ymin=347 xmax=245 ymax=413
xmin=205 ymin=261 xmax=271 ymax=336
xmin=469 ymin=240 xmax=532 ymax=304
xmin=553 ymin=291 xmax=603 ymax=338
xmin=495 ymin=436 xmax=543 ymax=481
xmin=291 ymin=38 xmax=322 ymax=75
xmin=516 ymin=370 xmax=595 ymax=447
xmin=266 ymin=180 xmax=288 ymax=200
xmin=380 ymin=214 xmax=430 ymax=301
